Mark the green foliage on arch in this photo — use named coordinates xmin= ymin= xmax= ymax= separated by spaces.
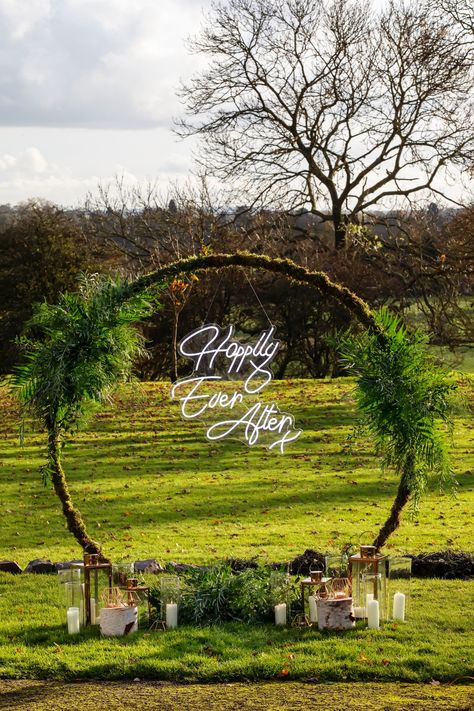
xmin=14 ymin=274 xmax=155 ymax=433
xmin=338 ymin=308 xmax=456 ymax=547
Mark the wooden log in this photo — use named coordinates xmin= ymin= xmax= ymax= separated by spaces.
xmin=316 ymin=597 xmax=355 ymax=630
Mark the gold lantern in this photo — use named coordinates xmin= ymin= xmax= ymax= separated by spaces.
xmin=349 ymin=545 xmax=388 ymax=620
xmin=83 ymin=553 xmax=113 ymax=626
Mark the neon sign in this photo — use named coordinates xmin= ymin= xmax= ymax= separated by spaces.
xmin=171 ymin=324 xmax=302 ymax=453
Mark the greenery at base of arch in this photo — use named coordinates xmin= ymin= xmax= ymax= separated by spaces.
xmin=11 ymin=252 xmax=457 ymax=556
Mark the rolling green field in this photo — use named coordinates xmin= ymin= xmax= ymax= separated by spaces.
xmin=0 ymin=379 xmax=472 ymax=567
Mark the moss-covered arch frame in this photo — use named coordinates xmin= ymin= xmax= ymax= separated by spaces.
xmin=16 ymin=251 xmax=453 ymax=559
xmin=133 ymin=251 xmax=380 ymax=333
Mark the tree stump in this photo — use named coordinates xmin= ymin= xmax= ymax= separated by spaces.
xmin=316 ymin=598 xmax=355 ymax=630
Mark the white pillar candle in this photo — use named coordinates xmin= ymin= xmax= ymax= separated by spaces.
xmin=67 ymin=606 xmax=80 ymax=634
xmin=166 ymin=603 xmax=178 ymax=629
xmin=274 ymin=603 xmax=287 ymax=626
xmin=367 ymin=599 xmax=380 ymax=629
xmin=308 ymin=595 xmax=317 ymax=623
xmin=90 ymin=598 xmax=96 ymax=625
xmin=393 ymin=592 xmax=406 ymax=621
xmin=366 ymin=593 xmax=374 ymax=608
xmin=353 ymin=606 xmax=366 ymax=619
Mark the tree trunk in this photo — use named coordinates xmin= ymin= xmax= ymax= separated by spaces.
xmin=332 ymin=208 xmax=346 ymax=249
xmin=48 ymin=430 xmax=102 ymax=554
xmin=170 ymin=306 xmax=179 ymax=383
xmin=334 ymin=225 xmax=346 ymax=250
xmin=372 ymin=469 xmax=412 ymax=552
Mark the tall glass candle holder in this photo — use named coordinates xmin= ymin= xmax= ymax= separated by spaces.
xmin=160 ymin=575 xmax=181 ymax=629
xmin=349 ymin=545 xmax=388 ymax=620
xmin=58 ymin=567 xmax=83 ymax=631
xmin=362 ymin=572 xmax=387 ymax=623
xmin=388 ymin=556 xmax=412 ymax=621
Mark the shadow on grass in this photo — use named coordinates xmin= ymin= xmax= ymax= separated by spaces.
xmin=67 ymin=478 xmax=397 ymax=522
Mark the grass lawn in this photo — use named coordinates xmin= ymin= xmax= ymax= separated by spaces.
xmin=0 ymin=378 xmax=473 ymax=685
xmin=0 ymin=379 xmax=472 ymax=566
xmin=0 ymin=574 xmax=473 ymax=683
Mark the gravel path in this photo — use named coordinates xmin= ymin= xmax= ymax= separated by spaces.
xmin=1 ymin=680 xmax=473 ymax=710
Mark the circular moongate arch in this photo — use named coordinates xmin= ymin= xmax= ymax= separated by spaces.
xmin=133 ymin=251 xmax=381 ymax=335
xmin=17 ymin=251 xmax=452 ymax=560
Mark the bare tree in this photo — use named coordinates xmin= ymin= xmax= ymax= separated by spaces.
xmin=178 ymin=0 xmax=474 ymax=248
xmin=435 ymin=0 xmax=474 ymax=38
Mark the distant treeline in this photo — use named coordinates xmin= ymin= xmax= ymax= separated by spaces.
xmin=0 ymin=191 xmax=472 ymax=379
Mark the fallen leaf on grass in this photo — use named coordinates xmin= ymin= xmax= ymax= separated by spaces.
xmin=277 ymin=669 xmax=289 ymax=677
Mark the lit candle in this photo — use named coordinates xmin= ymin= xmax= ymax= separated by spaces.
xmin=367 ymin=599 xmax=380 ymax=629
xmin=308 ymin=595 xmax=317 ymax=623
xmin=393 ymin=592 xmax=406 ymax=621
xmin=166 ymin=603 xmax=178 ymax=629
xmin=67 ymin=606 xmax=80 ymax=634
xmin=274 ymin=603 xmax=287 ymax=625
xmin=353 ymin=606 xmax=366 ymax=619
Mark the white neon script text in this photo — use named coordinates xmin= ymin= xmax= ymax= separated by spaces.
xmin=171 ymin=376 xmax=301 ymax=453
xmin=172 ymin=324 xmax=302 ymax=453
xmin=178 ymin=324 xmax=279 ymax=394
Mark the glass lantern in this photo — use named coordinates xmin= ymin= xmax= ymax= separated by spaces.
xmin=362 ymin=572 xmax=387 ymax=622
xmin=160 ymin=575 xmax=181 ymax=629
xmin=324 ymin=554 xmax=349 ymax=578
xmin=349 ymin=545 xmax=388 ymax=620
xmin=270 ymin=570 xmax=290 ymax=625
xmin=388 ymin=556 xmax=412 ymax=621
xmin=113 ymin=561 xmax=135 ymax=587
xmin=83 ymin=553 xmax=113 ymax=626
xmin=58 ymin=567 xmax=83 ymax=633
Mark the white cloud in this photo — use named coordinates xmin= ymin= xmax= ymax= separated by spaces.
xmin=0 ymin=145 xmax=112 ymax=204
xmin=0 ymin=0 xmax=52 ymax=39
xmin=0 ymin=138 xmax=195 ymax=206
xmin=0 ymin=147 xmax=49 ymax=175
xmin=0 ymin=0 xmax=207 ymax=129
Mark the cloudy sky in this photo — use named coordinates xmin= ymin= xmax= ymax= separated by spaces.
xmin=0 ymin=0 xmax=471 ymax=209
xmin=0 ymin=0 xmax=211 ymax=206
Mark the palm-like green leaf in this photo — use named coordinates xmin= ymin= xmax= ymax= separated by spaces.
xmin=339 ymin=307 xmax=456 ymax=510
xmin=12 ymin=274 xmax=156 ymax=432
